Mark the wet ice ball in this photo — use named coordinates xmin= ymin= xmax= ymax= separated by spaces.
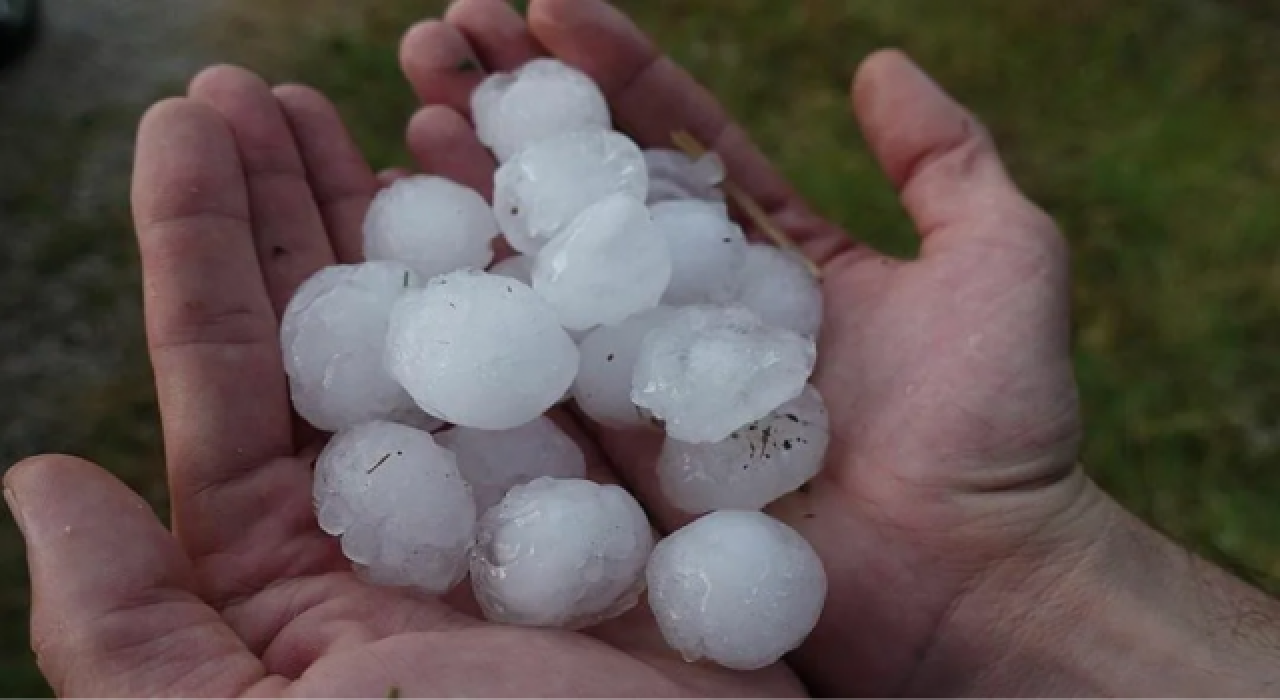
xmin=472 ymin=58 xmax=611 ymax=163
xmin=471 ymin=477 xmax=654 ymax=629
xmin=385 ymin=269 xmax=579 ymax=430
xmin=573 ymin=306 xmax=677 ymax=429
xmin=364 ymin=175 xmax=499 ymax=280
xmin=650 ymin=200 xmax=747 ymax=305
xmin=646 ymin=510 xmax=826 ymax=670
xmin=438 ymin=416 xmax=587 ymax=514
xmin=734 ymin=244 xmax=823 ymax=339
xmin=644 ymin=149 xmax=727 ymax=205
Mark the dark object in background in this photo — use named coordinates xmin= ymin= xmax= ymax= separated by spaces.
xmin=0 ymin=0 xmax=39 ymax=68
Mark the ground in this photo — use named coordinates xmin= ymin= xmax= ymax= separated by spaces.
xmin=1 ymin=0 xmax=1278 ymax=695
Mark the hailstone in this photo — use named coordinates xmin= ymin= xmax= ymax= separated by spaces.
xmin=573 ymin=306 xmax=677 ymax=429
xmin=363 ymin=175 xmax=499 ymax=280
xmin=472 ymin=58 xmax=611 ymax=163
xmin=437 ymin=416 xmax=587 ymax=513
xmin=646 ymin=510 xmax=826 ymax=670
xmin=650 ymin=200 xmax=747 ymax=305
xmin=644 ymin=149 xmax=727 ymax=205
xmin=734 ymin=244 xmax=823 ymax=338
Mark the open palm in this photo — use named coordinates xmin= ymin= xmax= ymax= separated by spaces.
xmin=7 ymin=0 xmax=1106 ymax=696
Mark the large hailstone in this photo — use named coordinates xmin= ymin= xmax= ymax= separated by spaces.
xmin=659 ymin=385 xmax=829 ymax=514
xmin=281 ymin=262 xmax=421 ymax=432
xmin=385 ymin=269 xmax=579 ymax=430
xmin=632 ymin=305 xmax=816 ymax=443
xmin=734 ymin=244 xmax=823 ymax=339
xmin=364 ymin=175 xmax=499 ymax=280
xmin=437 ymin=416 xmax=587 ymax=513
xmin=646 ymin=510 xmax=827 ymax=670
xmin=532 ymin=194 xmax=672 ymax=331
xmin=471 ymin=477 xmax=654 ymax=629
xmin=472 ymin=58 xmax=611 ymax=163
xmin=573 ymin=306 xmax=677 ymax=429
xmin=650 ymin=200 xmax=747 ymax=305
xmin=493 ymin=130 xmax=647 ymax=255
xmin=644 ymin=149 xmax=727 ymax=205
xmin=313 ymin=421 xmax=475 ymax=593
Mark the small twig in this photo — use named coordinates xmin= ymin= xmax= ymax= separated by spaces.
xmin=671 ymin=130 xmax=822 ymax=279
xmin=367 ymin=452 xmax=392 ymax=474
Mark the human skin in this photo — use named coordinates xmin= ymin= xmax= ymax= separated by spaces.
xmin=5 ymin=0 xmax=1279 ymax=696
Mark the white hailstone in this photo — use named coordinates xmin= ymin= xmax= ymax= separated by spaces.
xmin=385 ymin=269 xmax=579 ymax=430
xmin=471 ymin=477 xmax=654 ymax=629
xmin=644 ymin=149 xmax=727 ymax=205
xmin=488 ymin=254 xmax=535 ymax=287
xmin=472 ymin=58 xmax=612 ymax=163
xmin=573 ymin=306 xmax=677 ymax=429
xmin=646 ymin=510 xmax=826 ymax=670
xmin=659 ymin=385 xmax=829 ymax=514
xmin=313 ymin=421 xmax=475 ymax=593
xmin=437 ymin=416 xmax=587 ymax=513
xmin=734 ymin=244 xmax=823 ymax=339
xmin=494 ymin=130 xmax=648 ymax=255
xmin=281 ymin=262 xmax=421 ymax=432
xmin=364 ymin=175 xmax=499 ymax=280
xmin=632 ymin=305 xmax=816 ymax=443
xmin=650 ymin=200 xmax=748 ymax=305
xmin=532 ymin=194 xmax=672 ymax=331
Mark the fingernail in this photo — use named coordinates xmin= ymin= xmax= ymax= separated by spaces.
xmin=4 ymin=486 xmax=26 ymax=537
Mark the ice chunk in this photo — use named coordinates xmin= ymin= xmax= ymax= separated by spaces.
xmin=494 ymin=130 xmax=647 ymax=254
xmin=573 ymin=307 xmax=677 ymax=429
xmin=313 ymin=421 xmax=476 ymax=593
xmin=650 ymin=200 xmax=747 ymax=305
xmin=364 ymin=175 xmax=499 ymax=279
xmin=281 ymin=262 xmax=421 ymax=432
xmin=631 ymin=305 xmax=816 ymax=443
xmin=489 ymin=254 xmax=535 ymax=287
xmin=472 ymin=58 xmax=612 ymax=163
xmin=644 ymin=149 xmax=727 ymax=205
xmin=734 ymin=244 xmax=823 ymax=338
xmin=438 ymin=416 xmax=587 ymax=513
xmin=385 ymin=269 xmax=579 ymax=430
xmin=532 ymin=194 xmax=671 ymax=331
xmin=646 ymin=510 xmax=826 ymax=670
xmin=659 ymin=385 xmax=829 ymax=513
xmin=471 ymin=477 xmax=654 ymax=629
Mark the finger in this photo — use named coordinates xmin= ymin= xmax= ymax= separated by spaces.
xmin=446 ymin=0 xmax=543 ymax=71
xmin=406 ymin=105 xmax=498 ymax=199
xmin=274 ymin=84 xmax=379 ymax=264
xmin=189 ymin=65 xmax=336 ymax=312
xmin=527 ymin=0 xmax=852 ymax=264
xmin=133 ymin=99 xmax=295 ymax=557
xmin=6 ymin=456 xmax=265 ymax=697
xmin=851 ymin=50 xmax=1060 ymax=253
xmin=377 ymin=167 xmax=413 ymax=187
xmin=400 ymin=20 xmax=486 ymax=118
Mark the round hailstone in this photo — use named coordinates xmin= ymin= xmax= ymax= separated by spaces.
xmin=385 ymin=269 xmax=579 ymax=430
xmin=644 ymin=149 xmax=727 ymax=205
xmin=650 ymin=200 xmax=747 ymax=305
xmin=659 ymin=385 xmax=829 ymax=514
xmin=364 ymin=175 xmax=499 ymax=279
xmin=532 ymin=194 xmax=671 ymax=331
xmin=632 ymin=305 xmax=816 ymax=443
xmin=281 ymin=262 xmax=422 ymax=432
xmin=488 ymin=254 xmax=534 ymax=287
xmin=437 ymin=416 xmax=587 ymax=513
xmin=646 ymin=510 xmax=826 ymax=670
xmin=573 ymin=306 xmax=677 ymax=429
xmin=493 ymin=130 xmax=647 ymax=255
xmin=734 ymin=244 xmax=823 ymax=339
xmin=471 ymin=477 xmax=654 ymax=629
xmin=313 ymin=421 xmax=475 ymax=593
xmin=472 ymin=58 xmax=611 ymax=163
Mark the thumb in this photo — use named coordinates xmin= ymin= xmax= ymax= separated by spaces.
xmin=5 ymin=455 xmax=265 ymax=696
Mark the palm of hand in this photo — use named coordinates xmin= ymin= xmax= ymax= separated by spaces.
xmin=7 ymin=0 xmax=1093 ymax=697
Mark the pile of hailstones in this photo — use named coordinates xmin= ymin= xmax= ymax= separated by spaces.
xmin=287 ymin=59 xmax=827 ymax=671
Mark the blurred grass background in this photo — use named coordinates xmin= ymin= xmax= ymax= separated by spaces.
xmin=2 ymin=0 xmax=1279 ymax=694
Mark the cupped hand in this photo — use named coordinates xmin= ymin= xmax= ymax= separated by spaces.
xmin=6 ymin=0 xmax=1110 ymax=696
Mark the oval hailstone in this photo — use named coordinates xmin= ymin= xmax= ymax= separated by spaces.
xmin=573 ymin=306 xmax=678 ymax=429
xmin=631 ymin=305 xmax=816 ymax=443
xmin=659 ymin=385 xmax=829 ymax=514
xmin=437 ymin=416 xmax=587 ymax=514
xmin=313 ymin=421 xmax=475 ymax=594
xmin=385 ymin=269 xmax=579 ymax=430
xmin=646 ymin=510 xmax=827 ymax=670
xmin=532 ymin=193 xmax=671 ymax=331
xmin=471 ymin=477 xmax=654 ymax=629
xmin=472 ymin=58 xmax=611 ymax=163
xmin=281 ymin=262 xmax=422 ymax=432
xmin=493 ymin=130 xmax=648 ymax=255
xmin=650 ymin=200 xmax=747 ymax=306
xmin=364 ymin=175 xmax=499 ymax=280
xmin=644 ymin=149 xmax=727 ymax=205
xmin=734 ymin=244 xmax=824 ymax=339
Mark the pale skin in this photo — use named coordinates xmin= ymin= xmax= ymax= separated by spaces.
xmin=6 ymin=0 xmax=1280 ymax=696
